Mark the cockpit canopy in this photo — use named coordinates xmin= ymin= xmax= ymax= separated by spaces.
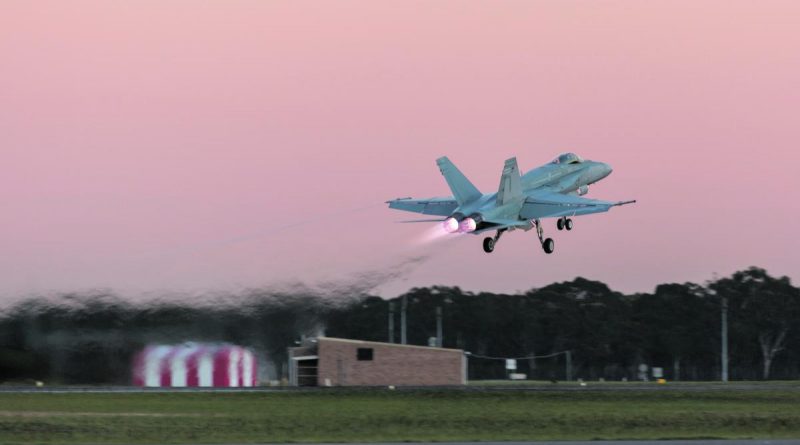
xmin=551 ymin=152 xmax=584 ymax=165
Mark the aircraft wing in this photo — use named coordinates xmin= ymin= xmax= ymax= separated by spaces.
xmin=520 ymin=191 xmax=635 ymax=219
xmin=385 ymin=197 xmax=459 ymax=217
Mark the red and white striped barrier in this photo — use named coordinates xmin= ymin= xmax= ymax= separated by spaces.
xmin=132 ymin=344 xmax=257 ymax=387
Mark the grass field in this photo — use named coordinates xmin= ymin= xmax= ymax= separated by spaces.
xmin=2 ymin=387 xmax=800 ymax=443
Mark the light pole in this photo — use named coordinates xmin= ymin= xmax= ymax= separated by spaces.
xmin=565 ymin=350 xmax=573 ymax=382
xmin=388 ymin=301 xmax=395 ymax=343
xmin=436 ymin=306 xmax=443 ymax=347
xmin=721 ymin=295 xmax=729 ymax=383
xmin=401 ymin=295 xmax=407 ymax=345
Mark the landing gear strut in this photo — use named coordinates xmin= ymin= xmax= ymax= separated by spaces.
xmin=557 ymin=217 xmax=574 ymax=231
xmin=483 ymin=229 xmax=505 ymax=253
xmin=534 ymin=219 xmax=555 ymax=254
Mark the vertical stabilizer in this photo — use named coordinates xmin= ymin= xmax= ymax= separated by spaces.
xmin=496 ymin=157 xmax=522 ymax=205
xmin=436 ymin=157 xmax=482 ymax=206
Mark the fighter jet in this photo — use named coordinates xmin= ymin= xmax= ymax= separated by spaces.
xmin=386 ymin=153 xmax=635 ymax=254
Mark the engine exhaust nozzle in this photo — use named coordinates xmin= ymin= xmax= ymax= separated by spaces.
xmin=458 ymin=218 xmax=477 ymax=233
xmin=442 ymin=217 xmax=460 ymax=233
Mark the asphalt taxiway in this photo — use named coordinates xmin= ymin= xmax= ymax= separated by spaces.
xmin=2 ymin=382 xmax=800 ymax=393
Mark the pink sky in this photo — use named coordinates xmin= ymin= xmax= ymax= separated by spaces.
xmin=1 ymin=1 xmax=799 ymax=302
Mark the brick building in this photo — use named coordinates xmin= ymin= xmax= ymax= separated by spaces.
xmin=288 ymin=337 xmax=466 ymax=386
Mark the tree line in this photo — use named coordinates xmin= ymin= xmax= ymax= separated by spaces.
xmin=1 ymin=266 xmax=798 ymax=384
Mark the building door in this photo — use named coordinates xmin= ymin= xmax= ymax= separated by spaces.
xmin=290 ymin=356 xmax=318 ymax=386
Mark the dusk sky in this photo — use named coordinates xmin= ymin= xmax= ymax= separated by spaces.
xmin=2 ymin=1 xmax=798 ymax=302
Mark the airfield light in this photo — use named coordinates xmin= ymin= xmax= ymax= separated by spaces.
xmin=442 ymin=217 xmax=460 ymax=233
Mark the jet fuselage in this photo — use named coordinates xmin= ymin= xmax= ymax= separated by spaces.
xmin=386 ymin=153 xmax=633 ymax=254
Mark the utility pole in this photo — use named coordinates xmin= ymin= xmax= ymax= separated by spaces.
xmin=388 ymin=301 xmax=395 ymax=343
xmin=436 ymin=306 xmax=443 ymax=347
xmin=565 ymin=350 xmax=573 ymax=382
xmin=721 ymin=296 xmax=729 ymax=382
xmin=401 ymin=295 xmax=407 ymax=345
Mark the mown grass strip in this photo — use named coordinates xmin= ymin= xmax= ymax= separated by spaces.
xmin=1 ymin=389 xmax=799 ymax=443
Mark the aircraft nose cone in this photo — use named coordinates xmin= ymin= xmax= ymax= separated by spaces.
xmin=592 ymin=162 xmax=613 ymax=180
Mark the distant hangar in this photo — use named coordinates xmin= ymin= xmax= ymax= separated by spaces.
xmin=289 ymin=337 xmax=467 ymax=387
xmin=133 ymin=343 xmax=258 ymax=387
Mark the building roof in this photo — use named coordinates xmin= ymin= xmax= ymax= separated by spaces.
xmin=316 ymin=336 xmax=464 ymax=353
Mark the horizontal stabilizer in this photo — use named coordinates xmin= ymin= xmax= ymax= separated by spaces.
xmin=396 ymin=218 xmax=447 ymax=223
xmin=386 ymin=197 xmax=459 ymax=216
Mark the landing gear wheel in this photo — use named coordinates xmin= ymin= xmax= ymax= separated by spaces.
xmin=483 ymin=237 xmax=495 ymax=253
xmin=542 ymin=238 xmax=555 ymax=254
xmin=565 ymin=218 xmax=574 ymax=231
xmin=557 ymin=218 xmax=564 ymax=231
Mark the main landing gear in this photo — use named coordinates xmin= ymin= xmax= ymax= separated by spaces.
xmin=482 ymin=222 xmax=555 ymax=255
xmin=556 ymin=217 xmax=574 ymax=231
xmin=535 ymin=219 xmax=555 ymax=254
xmin=483 ymin=229 xmax=505 ymax=253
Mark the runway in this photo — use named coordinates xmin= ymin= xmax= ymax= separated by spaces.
xmin=1 ymin=382 xmax=800 ymax=393
xmin=301 ymin=442 xmax=800 ymax=445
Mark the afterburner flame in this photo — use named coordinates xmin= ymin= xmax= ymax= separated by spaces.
xmin=414 ymin=222 xmax=464 ymax=245
xmin=442 ymin=217 xmax=459 ymax=233
xmin=458 ymin=218 xmax=477 ymax=233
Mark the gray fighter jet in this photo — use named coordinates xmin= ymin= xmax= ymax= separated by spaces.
xmin=386 ymin=153 xmax=635 ymax=254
